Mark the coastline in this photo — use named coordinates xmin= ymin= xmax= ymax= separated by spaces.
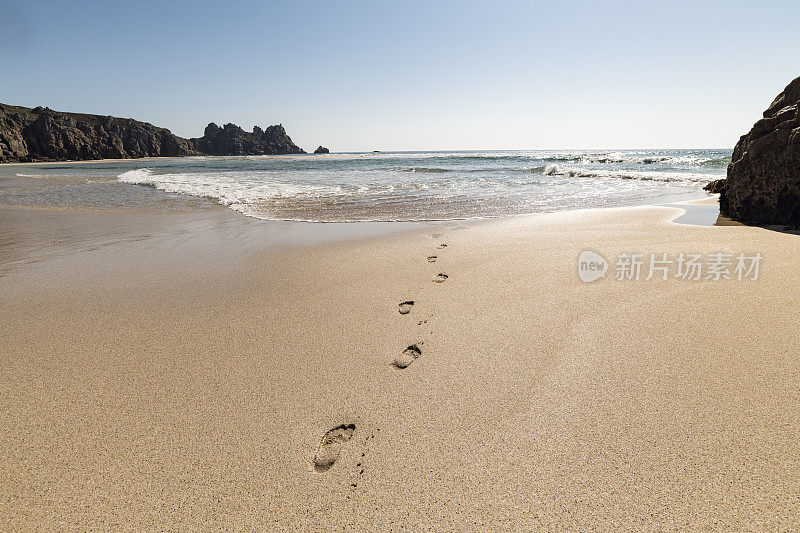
xmin=0 ymin=156 xmax=192 ymax=166
xmin=0 ymin=153 xmax=338 ymax=166
xmin=1 ymin=200 xmax=799 ymax=529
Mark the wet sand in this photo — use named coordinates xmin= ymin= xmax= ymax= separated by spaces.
xmin=1 ymin=202 xmax=799 ymax=530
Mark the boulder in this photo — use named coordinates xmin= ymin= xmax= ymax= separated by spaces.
xmin=721 ymin=76 xmax=800 ymax=225
xmin=703 ymin=179 xmax=726 ymax=195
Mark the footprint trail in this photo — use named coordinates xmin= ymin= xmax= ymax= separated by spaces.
xmin=313 ymin=424 xmax=356 ymax=472
xmin=392 ymin=344 xmax=423 ymax=369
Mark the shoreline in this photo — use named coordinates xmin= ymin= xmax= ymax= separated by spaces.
xmin=0 ymin=153 xmax=345 ymax=166
xmin=0 ymin=195 xmax=718 ymax=290
xmin=0 ymin=151 xmax=725 ymax=225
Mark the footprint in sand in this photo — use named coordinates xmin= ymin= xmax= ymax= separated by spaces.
xmin=436 ymin=243 xmax=448 ymax=249
xmin=398 ymin=300 xmax=414 ymax=314
xmin=427 ymin=255 xmax=437 ymax=263
xmin=392 ymin=344 xmax=422 ymax=369
xmin=313 ymin=424 xmax=356 ymax=472
xmin=433 ymin=273 xmax=449 ymax=283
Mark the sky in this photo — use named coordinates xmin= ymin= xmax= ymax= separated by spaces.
xmin=1 ymin=0 xmax=799 ymax=151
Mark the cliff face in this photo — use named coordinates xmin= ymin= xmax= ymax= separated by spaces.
xmin=721 ymin=76 xmax=800 ymax=226
xmin=0 ymin=103 xmax=305 ymax=163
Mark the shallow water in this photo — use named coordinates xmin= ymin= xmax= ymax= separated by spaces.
xmin=0 ymin=149 xmax=728 ymax=222
xmin=668 ymin=203 xmax=721 ymax=226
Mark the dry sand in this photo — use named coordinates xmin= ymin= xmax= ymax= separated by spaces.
xmin=1 ymin=202 xmax=799 ymax=530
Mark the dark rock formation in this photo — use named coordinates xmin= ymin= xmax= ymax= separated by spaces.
xmin=314 ymin=146 xmax=330 ymax=154
xmin=191 ymin=122 xmax=305 ymax=156
xmin=720 ymin=76 xmax=800 ymax=225
xmin=703 ymin=179 xmax=726 ymax=195
xmin=0 ymin=103 xmax=306 ymax=163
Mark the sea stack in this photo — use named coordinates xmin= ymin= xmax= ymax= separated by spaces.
xmin=314 ymin=146 xmax=329 ymax=154
xmin=720 ymin=76 xmax=800 ymax=226
xmin=192 ymin=123 xmax=305 ymax=156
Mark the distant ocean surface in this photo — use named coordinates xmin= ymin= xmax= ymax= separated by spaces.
xmin=3 ymin=150 xmax=729 ymax=222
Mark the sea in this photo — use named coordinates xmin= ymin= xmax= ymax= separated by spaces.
xmin=0 ymin=149 xmax=729 ymax=223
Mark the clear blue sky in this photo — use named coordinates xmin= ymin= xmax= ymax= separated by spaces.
xmin=1 ymin=0 xmax=798 ymax=151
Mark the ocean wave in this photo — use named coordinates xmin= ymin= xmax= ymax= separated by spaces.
xmin=117 ymin=168 xmax=155 ymax=182
xmin=699 ymin=156 xmax=732 ymax=168
xmin=392 ymin=166 xmax=450 ymax=173
xmin=516 ymin=166 xmax=548 ymax=173
xmin=118 ymin=168 xmax=346 ymax=206
xmin=539 ymin=156 xmax=582 ymax=163
xmin=112 ymin=150 xmax=723 ymax=223
xmin=542 ymin=164 xmax=711 ymax=183
xmin=581 ymin=154 xmax=675 ymax=165
xmin=577 ymin=154 xmax=729 ymax=166
xmin=207 ymin=150 xmax=728 ymax=169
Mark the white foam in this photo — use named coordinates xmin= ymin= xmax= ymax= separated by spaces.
xmin=541 ymin=164 xmax=711 ymax=184
xmin=117 ymin=168 xmax=155 ymax=182
xmin=118 ymin=168 xmax=345 ymax=207
xmin=112 ymin=150 xmax=723 ymax=222
xmin=577 ymin=154 xmax=724 ymax=166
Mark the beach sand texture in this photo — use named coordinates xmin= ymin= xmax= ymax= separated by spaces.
xmin=1 ymin=203 xmax=799 ymax=530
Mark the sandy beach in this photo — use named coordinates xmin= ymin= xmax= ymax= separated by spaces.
xmin=6 ymin=0 xmax=800 ymax=528
xmin=1 ymin=200 xmax=798 ymax=530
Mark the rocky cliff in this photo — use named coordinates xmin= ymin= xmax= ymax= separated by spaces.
xmin=192 ymin=122 xmax=305 ymax=156
xmin=0 ymin=103 xmax=306 ymax=163
xmin=719 ymin=76 xmax=800 ymax=226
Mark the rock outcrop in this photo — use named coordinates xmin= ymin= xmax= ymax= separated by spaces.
xmin=703 ymin=179 xmax=726 ymax=195
xmin=192 ymin=122 xmax=305 ymax=156
xmin=314 ymin=146 xmax=330 ymax=154
xmin=720 ymin=76 xmax=800 ymax=225
xmin=0 ymin=103 xmax=306 ymax=163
